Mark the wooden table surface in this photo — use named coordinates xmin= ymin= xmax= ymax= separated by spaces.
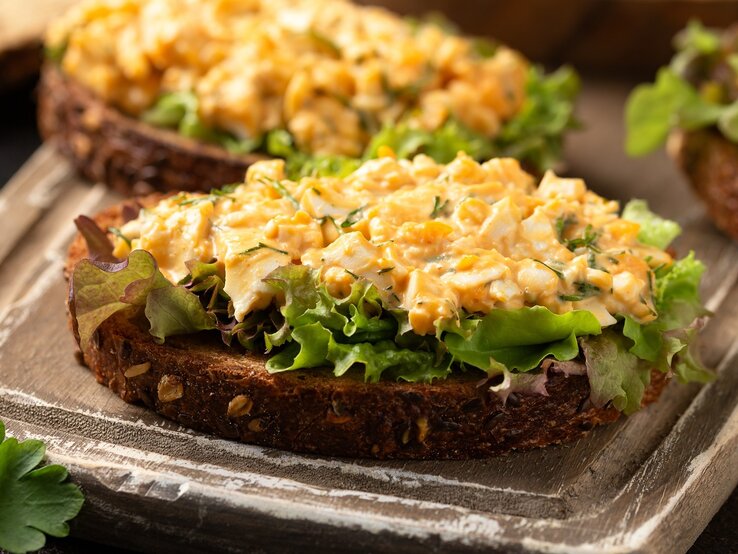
xmin=0 ymin=78 xmax=736 ymax=554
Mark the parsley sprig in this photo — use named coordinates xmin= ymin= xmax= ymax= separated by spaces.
xmin=0 ymin=420 xmax=84 ymax=554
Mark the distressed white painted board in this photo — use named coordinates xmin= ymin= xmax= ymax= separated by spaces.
xmin=0 ymin=80 xmax=737 ymax=553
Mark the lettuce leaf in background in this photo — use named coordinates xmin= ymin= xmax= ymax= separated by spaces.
xmin=622 ymin=199 xmax=682 ymax=249
xmin=625 ymin=21 xmax=738 ymax=155
xmin=625 ymin=68 xmax=725 ymax=156
xmin=140 ymin=63 xmax=579 ymax=176
xmin=494 ymin=66 xmax=580 ymax=171
xmin=365 ymin=118 xmax=493 ymax=164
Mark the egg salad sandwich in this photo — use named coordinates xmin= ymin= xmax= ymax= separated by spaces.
xmin=626 ymin=20 xmax=738 ymax=242
xmin=66 ymin=153 xmax=712 ymax=459
xmin=41 ymin=0 xmax=578 ymax=195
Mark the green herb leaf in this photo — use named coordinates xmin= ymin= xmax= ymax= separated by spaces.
xmin=0 ymin=421 xmax=84 ymax=554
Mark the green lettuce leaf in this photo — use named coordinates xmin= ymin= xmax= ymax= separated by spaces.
xmin=71 ymin=250 xmax=216 ymax=347
xmin=266 ymin=321 xmax=450 ymax=383
xmin=581 ymin=332 xmax=652 ymax=415
xmin=495 ymin=65 xmax=580 ymax=171
xmin=622 ymin=199 xmax=682 ymax=249
xmin=625 ymin=67 xmax=728 ymax=156
xmin=365 ymin=118 xmax=493 ymax=164
xmin=621 ymin=252 xmax=712 ymax=382
xmin=262 ymin=265 xmax=446 ymax=382
xmin=365 ymin=66 xmax=579 ymax=172
xmin=443 ymin=307 xmax=601 ymax=371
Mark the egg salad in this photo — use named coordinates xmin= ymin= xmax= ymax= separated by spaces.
xmin=72 ymin=154 xmax=711 ymax=413
xmin=46 ymin=0 xmax=578 ymax=174
xmin=112 ymin=154 xmax=668 ymax=332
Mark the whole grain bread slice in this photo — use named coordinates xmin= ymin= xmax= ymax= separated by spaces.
xmin=65 ymin=201 xmax=669 ymax=459
xmin=39 ymin=64 xmax=267 ymax=196
xmin=669 ymin=128 xmax=738 ymax=241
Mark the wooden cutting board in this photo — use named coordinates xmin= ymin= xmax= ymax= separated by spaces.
xmin=0 ymin=81 xmax=736 ymax=553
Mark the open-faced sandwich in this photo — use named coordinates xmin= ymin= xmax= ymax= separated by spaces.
xmin=41 ymin=0 xmax=578 ymax=195
xmin=626 ymin=20 xmax=738 ymax=241
xmin=66 ymin=153 xmax=712 ymax=459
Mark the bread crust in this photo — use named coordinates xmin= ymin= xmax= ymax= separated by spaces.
xmin=39 ymin=64 xmax=267 ymax=196
xmin=669 ymin=128 xmax=738 ymax=241
xmin=65 ymin=202 xmax=669 ymax=459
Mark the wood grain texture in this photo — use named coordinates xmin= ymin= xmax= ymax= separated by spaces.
xmin=0 ymin=80 xmax=737 ymax=552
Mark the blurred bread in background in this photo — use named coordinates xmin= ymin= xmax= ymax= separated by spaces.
xmin=1 ymin=0 xmax=737 ymax=91
xmin=360 ymin=0 xmax=738 ymax=77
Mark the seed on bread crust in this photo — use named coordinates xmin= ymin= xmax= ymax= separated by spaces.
xmin=248 ymin=419 xmax=263 ymax=432
xmin=124 ymin=362 xmax=151 ymax=378
xmin=227 ymin=395 xmax=254 ymax=418
xmin=157 ymin=374 xmax=184 ymax=403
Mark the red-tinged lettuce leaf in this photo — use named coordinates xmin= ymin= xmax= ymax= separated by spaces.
xmin=487 ymin=365 xmax=549 ymax=404
xmin=443 ymin=307 xmax=601 ymax=371
xmin=581 ymin=331 xmax=652 ymax=415
xmin=71 ymin=250 xmax=216 ymax=348
xmin=145 ymin=286 xmax=217 ymax=344
xmin=71 ymin=250 xmax=170 ymax=347
xmin=73 ymin=216 xmax=117 ymax=262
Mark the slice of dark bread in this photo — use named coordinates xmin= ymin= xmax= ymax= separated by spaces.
xmin=39 ymin=64 xmax=267 ymax=196
xmin=669 ymin=128 xmax=738 ymax=241
xmin=64 ymin=201 xmax=669 ymax=459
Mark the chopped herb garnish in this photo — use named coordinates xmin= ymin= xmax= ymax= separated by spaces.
xmin=587 ymin=250 xmax=608 ymax=272
xmin=555 ymin=214 xmax=578 ymax=241
xmin=533 ymin=259 xmax=565 ymax=279
xmin=260 ymin=177 xmax=300 ymax=209
xmin=345 ymin=269 xmax=359 ymax=279
xmin=212 ymin=183 xmax=239 ymax=195
xmin=564 ymin=224 xmax=601 ymax=252
xmin=341 ymin=205 xmax=366 ymax=228
xmin=108 ymin=226 xmax=131 ymax=247
xmin=574 ymin=281 xmax=601 ymax=297
xmin=608 ymin=256 xmax=621 ymax=265
xmin=378 ymin=267 xmax=395 ymax=274
xmin=311 ymin=187 xmax=322 ymax=196
xmin=239 ymin=242 xmax=289 ymax=256
xmin=559 ymin=294 xmax=584 ymax=302
xmin=430 ymin=196 xmax=450 ymax=218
